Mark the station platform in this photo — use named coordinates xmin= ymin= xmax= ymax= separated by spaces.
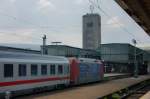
xmin=17 ymin=75 xmax=150 ymax=99
xmin=140 ymin=91 xmax=150 ymax=99
xmin=104 ymin=73 xmax=129 ymax=77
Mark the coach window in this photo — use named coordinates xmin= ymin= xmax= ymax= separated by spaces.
xmin=19 ymin=64 xmax=27 ymax=76
xmin=4 ymin=64 xmax=13 ymax=77
xmin=31 ymin=64 xmax=38 ymax=76
xmin=50 ymin=65 xmax=55 ymax=75
xmin=58 ymin=65 xmax=63 ymax=74
xmin=41 ymin=64 xmax=47 ymax=75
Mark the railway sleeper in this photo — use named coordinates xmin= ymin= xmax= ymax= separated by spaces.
xmin=99 ymin=79 xmax=150 ymax=99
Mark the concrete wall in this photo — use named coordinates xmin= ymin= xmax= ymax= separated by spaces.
xmin=83 ymin=13 xmax=101 ymax=50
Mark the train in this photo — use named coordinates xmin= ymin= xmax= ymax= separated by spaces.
xmin=0 ymin=51 xmax=104 ymax=98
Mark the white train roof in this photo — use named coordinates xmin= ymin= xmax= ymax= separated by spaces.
xmin=0 ymin=51 xmax=68 ymax=63
xmin=79 ymin=58 xmax=102 ymax=64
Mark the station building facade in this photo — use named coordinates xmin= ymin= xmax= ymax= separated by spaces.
xmin=41 ymin=45 xmax=101 ymax=59
xmin=100 ymin=43 xmax=148 ymax=74
xmin=41 ymin=43 xmax=150 ymax=74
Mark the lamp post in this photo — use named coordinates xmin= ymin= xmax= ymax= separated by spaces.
xmin=132 ymin=39 xmax=138 ymax=78
xmin=42 ymin=35 xmax=47 ymax=55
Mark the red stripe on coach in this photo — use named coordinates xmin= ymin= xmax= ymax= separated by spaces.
xmin=0 ymin=76 xmax=69 ymax=87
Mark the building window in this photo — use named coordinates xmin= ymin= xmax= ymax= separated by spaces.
xmin=50 ymin=65 xmax=55 ymax=75
xmin=41 ymin=64 xmax=47 ymax=75
xmin=4 ymin=64 xmax=13 ymax=77
xmin=19 ymin=64 xmax=26 ymax=76
xmin=31 ymin=64 xmax=38 ymax=76
xmin=86 ymin=22 xmax=93 ymax=27
xmin=58 ymin=65 xmax=63 ymax=74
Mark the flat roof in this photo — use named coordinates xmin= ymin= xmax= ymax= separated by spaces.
xmin=116 ymin=0 xmax=150 ymax=35
xmin=0 ymin=45 xmax=40 ymax=53
xmin=45 ymin=45 xmax=99 ymax=52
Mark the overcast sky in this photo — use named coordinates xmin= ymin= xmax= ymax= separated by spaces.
xmin=0 ymin=0 xmax=150 ymax=48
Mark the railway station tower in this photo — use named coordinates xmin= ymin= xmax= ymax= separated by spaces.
xmin=82 ymin=13 xmax=101 ymax=50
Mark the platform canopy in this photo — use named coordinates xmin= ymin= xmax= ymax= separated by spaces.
xmin=115 ymin=0 xmax=150 ymax=35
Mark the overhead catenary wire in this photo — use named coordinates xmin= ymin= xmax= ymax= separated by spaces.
xmin=102 ymin=0 xmax=143 ymax=43
xmin=0 ymin=1 xmax=148 ymax=44
xmin=0 ymin=10 xmax=64 ymax=30
xmin=0 ymin=10 xmax=46 ymax=29
xmin=0 ymin=10 xmax=80 ymax=43
xmin=0 ymin=32 xmax=41 ymax=41
xmin=0 ymin=10 xmax=81 ymax=31
xmin=0 ymin=10 xmax=82 ymax=29
xmin=0 ymin=10 xmax=45 ymax=42
xmin=89 ymin=0 xmax=142 ymax=44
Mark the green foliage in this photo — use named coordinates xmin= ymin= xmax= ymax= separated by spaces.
xmin=111 ymin=93 xmax=120 ymax=99
xmin=103 ymin=97 xmax=107 ymax=99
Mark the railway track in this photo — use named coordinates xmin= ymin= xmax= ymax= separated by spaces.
xmin=99 ymin=78 xmax=150 ymax=99
xmin=125 ymin=84 xmax=150 ymax=99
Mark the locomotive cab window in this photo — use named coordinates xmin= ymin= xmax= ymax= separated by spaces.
xmin=19 ymin=64 xmax=27 ymax=76
xmin=4 ymin=64 xmax=13 ymax=77
xmin=31 ymin=64 xmax=38 ymax=76
xmin=50 ymin=65 xmax=55 ymax=75
xmin=58 ymin=65 xmax=63 ymax=74
xmin=41 ymin=64 xmax=47 ymax=75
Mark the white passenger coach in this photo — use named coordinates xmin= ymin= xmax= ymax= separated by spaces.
xmin=0 ymin=51 xmax=70 ymax=98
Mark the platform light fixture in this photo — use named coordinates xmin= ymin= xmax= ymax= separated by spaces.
xmin=132 ymin=39 xmax=138 ymax=78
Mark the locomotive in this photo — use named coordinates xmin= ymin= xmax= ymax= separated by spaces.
xmin=0 ymin=51 xmax=104 ymax=98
